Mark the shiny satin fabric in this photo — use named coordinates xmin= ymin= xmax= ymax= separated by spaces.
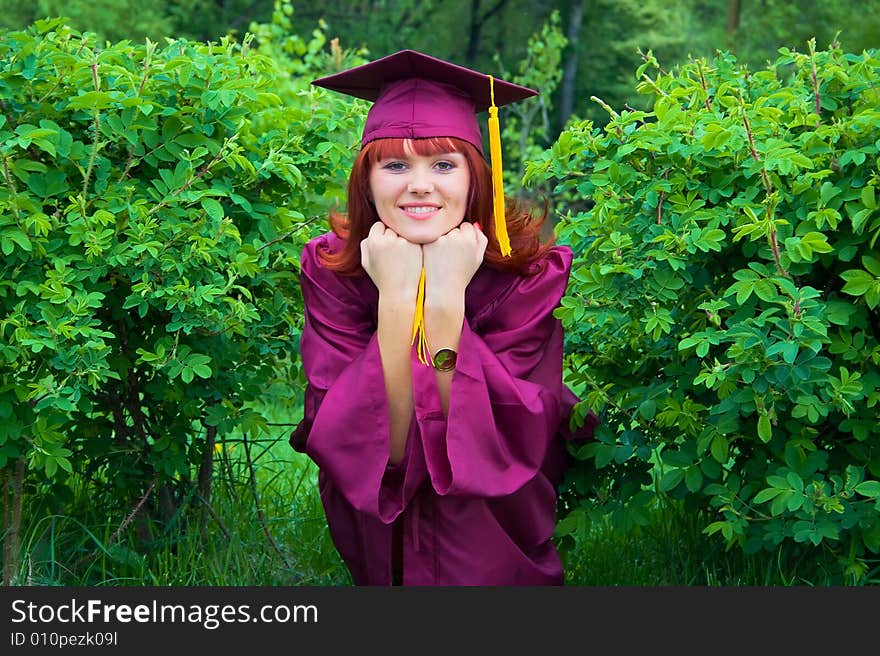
xmin=291 ymin=232 xmax=598 ymax=585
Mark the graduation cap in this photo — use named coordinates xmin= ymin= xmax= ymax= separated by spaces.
xmin=313 ymin=50 xmax=538 ymax=366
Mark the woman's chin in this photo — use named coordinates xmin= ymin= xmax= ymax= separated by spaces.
xmin=397 ymin=230 xmax=439 ymax=245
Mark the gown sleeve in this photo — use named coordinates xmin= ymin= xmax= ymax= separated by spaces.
xmin=292 ymin=237 xmax=596 ymax=522
xmin=290 ymin=235 xmax=428 ymax=524
xmin=410 ymin=245 xmax=581 ymax=498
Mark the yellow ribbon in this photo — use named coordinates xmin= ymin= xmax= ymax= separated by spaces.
xmin=410 ymin=267 xmax=433 ymax=366
xmin=488 ymin=75 xmax=511 ymax=257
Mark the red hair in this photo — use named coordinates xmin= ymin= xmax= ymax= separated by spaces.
xmin=319 ymin=137 xmax=552 ymax=275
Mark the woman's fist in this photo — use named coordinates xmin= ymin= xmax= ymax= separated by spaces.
xmin=360 ymin=221 xmax=424 ymax=301
xmin=421 ymin=221 xmax=487 ymax=302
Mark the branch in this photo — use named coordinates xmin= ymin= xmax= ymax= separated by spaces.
xmin=481 ymin=0 xmax=509 ymax=22
xmin=1 ymin=154 xmax=21 ymax=222
xmin=241 ymin=430 xmax=292 ymax=569
xmin=107 ymin=478 xmax=156 ymax=546
xmin=81 ymin=57 xmax=103 ymax=202
xmin=146 ymin=138 xmax=235 ymax=218
xmin=196 ymin=492 xmax=230 ymax=541
xmin=255 ymin=215 xmax=323 ymax=252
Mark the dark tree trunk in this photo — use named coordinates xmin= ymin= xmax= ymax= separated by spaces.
xmin=466 ymin=0 xmax=511 ymax=64
xmin=197 ymin=424 xmax=217 ymax=536
xmin=2 ymin=458 xmax=26 ymax=585
xmin=467 ymin=0 xmax=484 ymax=64
xmin=559 ymin=0 xmax=585 ymax=130
xmin=229 ymin=0 xmax=270 ymax=31
xmin=727 ymin=0 xmax=742 ymax=35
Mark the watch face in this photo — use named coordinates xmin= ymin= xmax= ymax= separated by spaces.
xmin=433 ymin=348 xmax=456 ymax=371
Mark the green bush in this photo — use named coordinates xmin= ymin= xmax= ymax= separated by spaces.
xmin=0 ymin=12 xmax=363 ymax=580
xmin=528 ymin=41 xmax=880 ymax=582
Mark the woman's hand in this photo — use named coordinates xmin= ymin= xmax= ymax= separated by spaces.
xmin=361 ymin=221 xmax=424 ymax=302
xmin=422 ymin=222 xmax=487 ymax=305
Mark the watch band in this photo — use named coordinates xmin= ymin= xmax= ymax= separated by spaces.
xmin=432 ymin=348 xmax=457 ymax=372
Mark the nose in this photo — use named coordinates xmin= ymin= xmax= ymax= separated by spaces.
xmin=407 ymin=167 xmax=434 ymax=194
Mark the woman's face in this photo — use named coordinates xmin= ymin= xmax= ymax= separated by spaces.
xmin=368 ymin=141 xmax=471 ymax=244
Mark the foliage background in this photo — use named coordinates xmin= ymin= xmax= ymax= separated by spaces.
xmin=3 ymin=0 xmax=880 ymax=131
xmin=528 ymin=41 xmax=880 ymax=583
xmin=1 ymin=1 xmax=879 ymax=585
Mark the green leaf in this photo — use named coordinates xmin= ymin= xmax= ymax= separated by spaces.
xmin=864 ymin=522 xmax=880 ymax=552
xmin=637 ymin=399 xmax=657 ymax=420
xmin=727 ymin=279 xmax=755 ymax=304
xmin=820 ymin=181 xmax=842 ymax=205
xmin=771 ymin=490 xmax=793 ymax=516
xmin=767 ymin=475 xmax=789 ymax=489
xmin=2 ymin=228 xmax=32 ymax=253
xmin=841 ymin=270 xmax=874 ymax=296
xmin=753 ymin=280 xmax=778 ymax=302
xmin=867 ymin=286 xmax=880 ymax=310
xmin=758 ymin=414 xmax=772 ymax=442
xmin=854 ymin=481 xmax=880 ymax=498
xmin=710 ymin=435 xmax=729 ymax=463
xmin=594 ymin=444 xmax=615 ymax=469
xmin=849 ymin=207 xmax=872 ymax=233
xmin=825 ymin=300 xmax=856 ymax=325
xmin=659 ymin=468 xmax=684 ymax=492
xmin=700 ymin=123 xmax=732 ymax=149
xmin=68 ymin=91 xmax=115 ymax=110
xmin=864 ymin=256 xmax=880 ymax=277
xmin=685 ymin=466 xmax=703 ymax=492
xmin=192 ymin=364 xmax=212 ymax=379
xmin=27 ymin=170 xmax=69 ymax=198
xmin=801 ymin=231 xmax=833 ymax=254
xmin=201 ymin=198 xmax=224 ymax=221
xmin=754 ymin=487 xmax=783 ymax=504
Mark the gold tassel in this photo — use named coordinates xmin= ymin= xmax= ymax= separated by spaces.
xmin=487 ymin=75 xmax=511 ymax=257
xmin=410 ymin=267 xmax=433 ymax=366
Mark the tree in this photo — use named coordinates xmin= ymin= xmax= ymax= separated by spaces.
xmin=0 ymin=0 xmax=175 ymax=42
xmin=465 ymin=0 xmax=511 ymax=64
xmin=528 ymin=40 xmax=880 ymax=582
xmin=726 ymin=0 xmax=741 ymax=37
xmin=558 ymin=0 xmax=583 ymax=132
xmin=0 ymin=6 xmax=365 ymax=583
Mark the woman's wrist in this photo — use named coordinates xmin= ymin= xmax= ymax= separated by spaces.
xmin=424 ymin=301 xmax=464 ymax=351
xmin=378 ymin=287 xmax=419 ymax=308
xmin=424 ymin=281 xmax=467 ymax=309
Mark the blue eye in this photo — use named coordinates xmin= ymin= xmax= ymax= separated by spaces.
xmin=382 ymin=161 xmax=407 ymax=171
xmin=435 ymin=160 xmax=455 ymax=171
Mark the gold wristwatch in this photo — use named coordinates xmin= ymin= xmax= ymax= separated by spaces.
xmin=432 ymin=348 xmax=457 ymax=372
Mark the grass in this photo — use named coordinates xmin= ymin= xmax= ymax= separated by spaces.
xmin=560 ymin=499 xmax=880 ymax=586
xmin=8 ymin=402 xmax=876 ymax=586
xmin=560 ymin=508 xmax=781 ymax=586
xmin=13 ymin=416 xmax=351 ymax=587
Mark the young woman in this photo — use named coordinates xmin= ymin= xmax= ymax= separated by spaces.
xmin=290 ymin=50 xmax=597 ymax=585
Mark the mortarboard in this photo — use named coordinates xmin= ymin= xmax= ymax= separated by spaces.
xmin=312 ymin=50 xmax=537 ymax=155
xmin=312 ymin=50 xmax=538 ymax=365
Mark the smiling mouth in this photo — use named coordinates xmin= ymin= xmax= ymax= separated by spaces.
xmin=400 ymin=205 xmax=440 ymax=219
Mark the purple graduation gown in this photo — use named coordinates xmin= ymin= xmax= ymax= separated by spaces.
xmin=291 ymin=232 xmax=597 ymax=585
